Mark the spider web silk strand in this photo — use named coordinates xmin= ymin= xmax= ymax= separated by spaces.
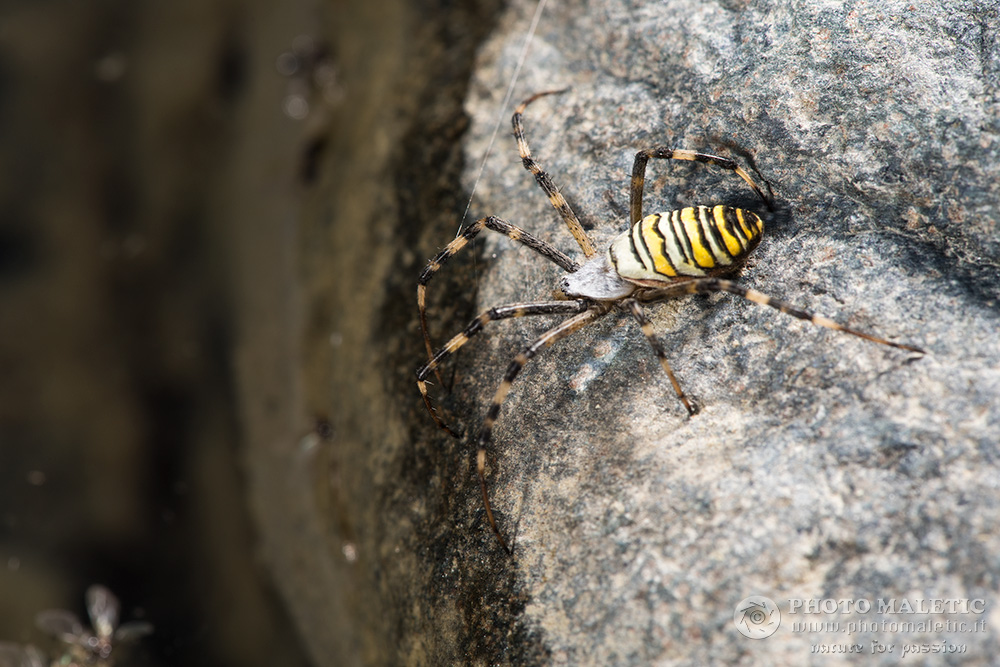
xmin=456 ymin=0 xmax=551 ymax=237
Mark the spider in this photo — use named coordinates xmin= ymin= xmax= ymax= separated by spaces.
xmin=416 ymin=90 xmax=924 ymax=553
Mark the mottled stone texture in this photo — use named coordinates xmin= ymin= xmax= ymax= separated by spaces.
xmin=427 ymin=0 xmax=998 ymax=664
xmin=239 ymin=0 xmax=999 ymax=665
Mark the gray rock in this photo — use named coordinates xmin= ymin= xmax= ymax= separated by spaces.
xmin=415 ymin=0 xmax=999 ymax=663
xmin=240 ymin=0 xmax=1000 ymax=664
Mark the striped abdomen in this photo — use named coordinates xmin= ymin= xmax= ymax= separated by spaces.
xmin=609 ymin=205 xmax=764 ymax=282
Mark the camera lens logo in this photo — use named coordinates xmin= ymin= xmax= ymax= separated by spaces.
xmin=734 ymin=596 xmax=780 ymax=639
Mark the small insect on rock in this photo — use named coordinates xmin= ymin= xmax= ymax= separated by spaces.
xmin=416 ymin=90 xmax=924 ymax=553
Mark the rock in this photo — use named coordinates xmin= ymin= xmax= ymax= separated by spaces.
xmin=420 ymin=0 xmax=999 ymax=662
xmin=241 ymin=0 xmax=1000 ymax=664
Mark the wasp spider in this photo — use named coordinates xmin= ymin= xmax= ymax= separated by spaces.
xmin=417 ymin=91 xmax=923 ymax=552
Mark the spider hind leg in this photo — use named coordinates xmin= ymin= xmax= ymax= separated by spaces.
xmin=624 ymin=299 xmax=698 ymax=416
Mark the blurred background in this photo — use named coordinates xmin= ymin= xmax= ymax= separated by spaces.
xmin=0 ymin=0 xmax=321 ymax=664
xmin=0 ymin=0 xmax=504 ymax=661
xmin=4 ymin=0 xmax=998 ymax=664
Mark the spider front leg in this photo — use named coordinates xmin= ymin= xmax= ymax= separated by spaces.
xmin=417 ymin=300 xmax=589 ymax=437
xmin=513 ymin=90 xmax=598 ymax=258
xmin=475 ymin=306 xmax=606 ymax=553
xmin=418 ymin=215 xmax=579 ymax=383
xmin=629 ymin=148 xmax=771 ymax=225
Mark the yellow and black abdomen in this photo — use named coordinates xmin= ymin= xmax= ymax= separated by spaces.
xmin=609 ymin=205 xmax=764 ymax=283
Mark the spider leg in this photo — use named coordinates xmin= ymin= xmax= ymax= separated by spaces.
xmin=476 ymin=306 xmax=606 ymax=553
xmin=418 ymin=215 xmax=580 ymax=384
xmin=624 ymin=299 xmax=697 ymax=416
xmin=417 ymin=300 xmax=590 ymax=437
xmin=629 ymin=148 xmax=772 ymax=226
xmin=514 ymin=91 xmax=598 ymax=258
xmin=637 ymin=278 xmax=925 ymax=353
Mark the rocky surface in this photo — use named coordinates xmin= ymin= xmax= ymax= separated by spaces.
xmin=229 ymin=0 xmax=1000 ymax=665
xmin=411 ymin=0 xmax=999 ymax=663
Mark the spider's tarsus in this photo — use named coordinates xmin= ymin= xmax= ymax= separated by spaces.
xmin=478 ymin=449 xmax=514 ymax=553
xmin=490 ymin=522 xmax=513 ymax=555
xmin=515 ymin=88 xmax=571 ymax=113
xmin=420 ymin=390 xmax=462 ymax=438
xmin=434 ymin=412 xmax=461 ymax=439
